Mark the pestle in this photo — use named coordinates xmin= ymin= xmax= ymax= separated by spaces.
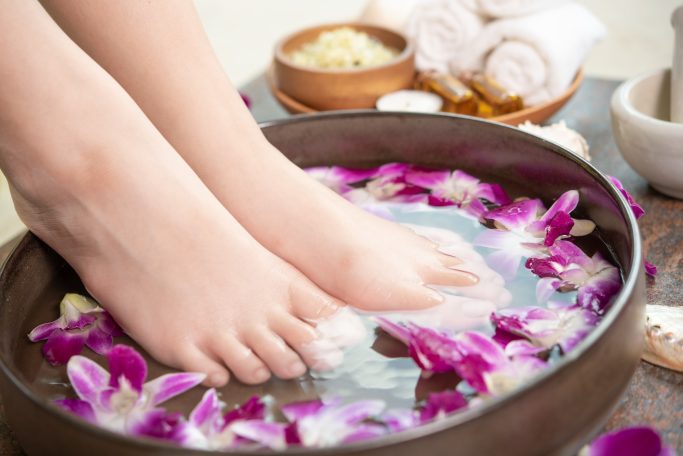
xmin=671 ymin=6 xmax=683 ymax=122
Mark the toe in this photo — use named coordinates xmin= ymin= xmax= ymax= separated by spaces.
xmin=270 ymin=314 xmax=325 ymax=368
xmin=423 ymin=264 xmax=479 ymax=287
xmin=289 ymin=277 xmax=345 ymax=320
xmin=245 ymin=327 xmax=308 ymax=380
xmin=211 ymin=334 xmax=271 ymax=385
xmin=173 ymin=345 xmax=230 ymax=388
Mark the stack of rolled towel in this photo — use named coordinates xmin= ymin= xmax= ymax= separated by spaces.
xmin=360 ymin=0 xmax=606 ymax=106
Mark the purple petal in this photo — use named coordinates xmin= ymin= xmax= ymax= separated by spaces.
xmin=55 ymin=398 xmax=97 ymax=423
xmin=419 ymin=390 xmax=468 ymax=422
xmin=127 ymin=408 xmax=192 ymax=445
xmin=66 ymin=355 xmax=110 ymax=404
xmin=28 ymin=319 xmax=65 ymax=342
xmin=189 ymin=388 xmax=223 ymax=429
xmin=239 ymin=93 xmax=251 ymax=109
xmin=428 ymin=194 xmax=457 ymax=207
xmin=373 ymin=317 xmax=411 ymax=344
xmin=381 ymin=409 xmax=420 ymax=432
xmin=85 ymin=328 xmax=114 ymax=356
xmin=644 ymin=260 xmax=657 ymax=277
xmin=479 ymin=183 xmax=512 ymax=205
xmin=281 ymin=399 xmax=327 ymax=423
xmin=543 ymin=211 xmax=574 ymax=246
xmin=42 ymin=331 xmax=87 ymax=365
xmin=504 ymin=340 xmax=547 ymax=357
xmin=98 ymin=311 xmax=125 ymax=337
xmin=145 ymin=372 xmax=205 ymax=407
xmin=485 ymin=199 xmax=545 ymax=232
xmin=526 ymin=255 xmax=567 ymax=278
xmin=450 ymin=331 xmax=508 ymax=393
xmin=342 ymin=424 xmax=387 ymax=443
xmin=223 ymin=396 xmax=267 ymax=425
xmin=492 ymin=328 xmax=524 ymax=347
xmin=403 ymin=169 xmax=451 ymax=190
xmin=485 ymin=249 xmax=524 ymax=280
xmin=230 ymin=421 xmax=288 ymax=450
xmin=107 ymin=345 xmax=147 ymax=393
xmin=536 ymin=277 xmax=562 ymax=303
xmin=585 ymin=426 xmax=674 ymax=456
xmin=406 ymin=325 xmax=462 ymax=374
xmin=608 ymin=176 xmax=645 ymax=220
xmin=536 ymin=190 xmax=579 ymax=227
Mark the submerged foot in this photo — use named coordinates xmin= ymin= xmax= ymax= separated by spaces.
xmin=213 ymin=145 xmax=480 ymax=312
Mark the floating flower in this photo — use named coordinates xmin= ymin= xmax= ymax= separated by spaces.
xmin=403 ymin=168 xmax=511 ymax=217
xmin=56 ymin=345 xmax=205 ymax=439
xmin=475 ymin=191 xmax=595 ymax=279
xmin=305 ymin=166 xmax=377 ymax=194
xmin=491 ymin=304 xmax=600 ymax=354
xmin=608 ymin=176 xmax=657 ymax=277
xmin=608 ymin=176 xmax=645 ymax=220
xmin=526 ymin=240 xmax=621 ymax=313
xmin=418 ymin=390 xmax=468 ymax=423
xmin=580 ymin=426 xmax=675 ymax=456
xmin=231 ymin=398 xmax=387 ymax=449
xmin=374 ymin=318 xmax=546 ymax=395
xmin=28 ymin=293 xmax=124 ymax=365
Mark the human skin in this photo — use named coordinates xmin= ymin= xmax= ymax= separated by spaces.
xmin=39 ymin=0 xmax=480 ymax=314
xmin=0 ymin=0 xmax=351 ymax=387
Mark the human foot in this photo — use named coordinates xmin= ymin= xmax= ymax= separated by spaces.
xmin=0 ymin=7 xmax=348 ymax=387
xmin=210 ymin=146 xmax=479 ymax=312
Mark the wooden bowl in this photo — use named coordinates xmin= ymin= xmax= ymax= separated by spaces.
xmin=273 ymin=23 xmax=415 ymax=111
xmin=269 ymin=68 xmax=584 ymax=126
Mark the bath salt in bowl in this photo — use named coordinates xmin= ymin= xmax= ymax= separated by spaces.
xmin=0 ymin=112 xmax=645 ymax=455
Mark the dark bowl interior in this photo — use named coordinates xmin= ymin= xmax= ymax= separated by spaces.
xmin=0 ymin=112 xmax=645 ymax=456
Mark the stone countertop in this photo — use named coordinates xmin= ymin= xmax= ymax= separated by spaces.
xmin=0 ymin=76 xmax=680 ymax=454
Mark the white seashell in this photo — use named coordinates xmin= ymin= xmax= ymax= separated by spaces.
xmin=643 ymin=304 xmax=683 ymax=372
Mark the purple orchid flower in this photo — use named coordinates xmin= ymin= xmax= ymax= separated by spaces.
xmin=526 ymin=240 xmax=621 ymax=314
xmin=374 ymin=318 xmax=546 ymax=395
xmin=182 ymin=389 xmax=268 ymax=450
xmin=56 ymin=345 xmax=205 ymax=439
xmin=608 ymin=176 xmax=645 ymax=220
xmin=419 ymin=390 xmax=468 ymax=423
xmin=491 ymin=304 xmax=600 ymax=354
xmin=475 ymin=191 xmax=595 ymax=279
xmin=28 ymin=293 xmax=124 ymax=365
xmin=306 ymin=166 xmax=378 ymax=194
xmin=608 ymin=176 xmax=657 ymax=277
xmin=231 ymin=398 xmax=387 ymax=449
xmin=403 ymin=168 xmax=511 ymax=217
xmin=581 ymin=426 xmax=675 ymax=456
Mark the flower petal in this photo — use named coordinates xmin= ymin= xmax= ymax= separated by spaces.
xmin=584 ymin=426 xmax=674 ymax=456
xmin=381 ymin=409 xmax=420 ymax=432
xmin=43 ymin=331 xmax=87 ymax=366
xmin=55 ymin=398 xmax=97 ymax=424
xmin=644 ymin=260 xmax=657 ymax=277
xmin=127 ymin=408 xmax=193 ymax=445
xmin=281 ymin=399 xmax=328 ymax=423
xmin=189 ymin=388 xmax=224 ymax=429
xmin=145 ymin=372 xmax=206 ymax=407
xmin=66 ymin=355 xmax=110 ymax=404
xmin=342 ymin=424 xmax=387 ymax=443
xmin=85 ymin=328 xmax=114 ymax=356
xmin=230 ymin=421 xmax=288 ymax=450
xmin=223 ymin=396 xmax=267 ymax=425
xmin=107 ymin=345 xmax=147 ymax=392
xmin=535 ymin=277 xmax=562 ymax=303
xmin=608 ymin=176 xmax=645 ymax=220
xmin=419 ymin=390 xmax=468 ymax=422
xmin=28 ymin=319 xmax=65 ymax=342
xmin=484 ymin=199 xmax=545 ymax=232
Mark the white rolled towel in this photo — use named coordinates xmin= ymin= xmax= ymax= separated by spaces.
xmin=450 ymin=2 xmax=605 ymax=105
xmin=406 ymin=0 xmax=487 ymax=73
xmin=359 ymin=0 xmax=424 ymax=32
xmin=463 ymin=0 xmax=567 ymax=18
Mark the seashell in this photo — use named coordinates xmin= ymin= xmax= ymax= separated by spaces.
xmin=642 ymin=304 xmax=683 ymax=372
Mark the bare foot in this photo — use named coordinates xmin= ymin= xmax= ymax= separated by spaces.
xmin=214 ymin=145 xmax=479 ymax=312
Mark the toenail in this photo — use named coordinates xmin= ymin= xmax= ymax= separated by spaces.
xmin=253 ymin=367 xmax=270 ymax=382
xmin=289 ymin=360 xmax=307 ymax=377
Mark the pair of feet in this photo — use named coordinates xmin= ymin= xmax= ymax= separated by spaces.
xmin=83 ymin=143 xmax=481 ymax=387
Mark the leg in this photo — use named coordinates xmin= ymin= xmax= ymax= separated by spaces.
xmin=0 ymin=0 xmax=343 ymax=386
xmin=40 ymin=0 xmax=478 ymax=311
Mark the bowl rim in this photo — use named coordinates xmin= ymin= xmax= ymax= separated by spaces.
xmin=611 ymin=67 xmax=675 ymax=129
xmin=273 ymin=22 xmax=415 ymax=75
xmin=0 ymin=111 xmax=642 ymax=454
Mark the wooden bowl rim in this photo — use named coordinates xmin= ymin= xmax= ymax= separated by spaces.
xmin=274 ymin=22 xmax=415 ymax=75
xmin=268 ymin=67 xmax=585 ymax=124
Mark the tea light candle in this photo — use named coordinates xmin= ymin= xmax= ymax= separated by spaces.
xmin=376 ymin=90 xmax=443 ymax=112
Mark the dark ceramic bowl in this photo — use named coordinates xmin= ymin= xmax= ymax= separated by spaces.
xmin=0 ymin=112 xmax=644 ymax=455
